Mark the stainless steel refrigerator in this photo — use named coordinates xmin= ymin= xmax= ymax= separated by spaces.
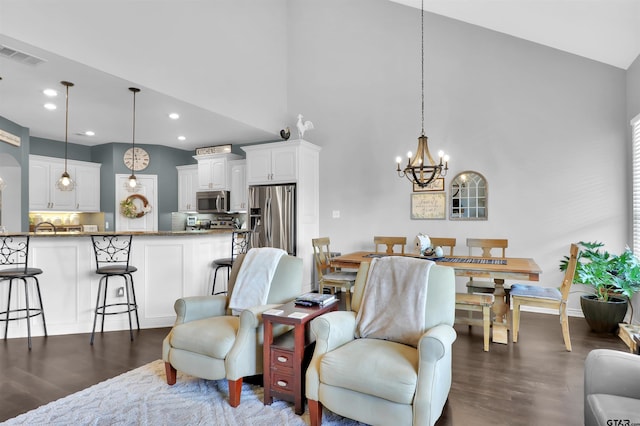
xmin=248 ymin=184 xmax=296 ymax=256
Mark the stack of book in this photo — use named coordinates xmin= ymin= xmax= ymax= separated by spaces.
xmin=294 ymin=292 xmax=337 ymax=307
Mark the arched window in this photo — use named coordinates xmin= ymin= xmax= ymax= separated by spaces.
xmin=450 ymin=171 xmax=487 ymax=220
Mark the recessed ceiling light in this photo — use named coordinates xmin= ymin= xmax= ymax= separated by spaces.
xmin=85 ymin=130 xmax=95 ymax=136
xmin=44 ymin=103 xmax=57 ymax=110
xmin=169 ymin=113 xmax=180 ymax=120
xmin=43 ymin=88 xmax=58 ymax=97
xmin=178 ymin=136 xmax=186 ymax=141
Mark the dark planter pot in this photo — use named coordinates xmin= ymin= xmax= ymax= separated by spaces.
xmin=580 ymin=294 xmax=628 ymax=333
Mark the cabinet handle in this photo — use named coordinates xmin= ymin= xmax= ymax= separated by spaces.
xmin=277 ymin=356 xmax=288 ymax=363
xmin=277 ymin=380 xmax=288 ymax=387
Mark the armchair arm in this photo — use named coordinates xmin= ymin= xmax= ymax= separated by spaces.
xmin=173 ymin=295 xmax=227 ymax=325
xmin=225 ymin=304 xmax=286 ymax=381
xmin=417 ymin=324 xmax=457 ymax=361
xmin=414 ymin=324 xmax=457 ymax=426
xmin=585 ymin=349 xmax=640 ymax=399
xmin=306 ymin=311 xmax=357 ymax=401
xmin=311 ymin=310 xmax=358 ymax=353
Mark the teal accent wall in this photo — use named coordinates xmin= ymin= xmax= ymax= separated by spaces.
xmin=30 ymin=137 xmax=93 ymax=161
xmin=0 ymin=116 xmax=30 ymax=231
xmin=0 ymin=116 xmax=204 ymax=231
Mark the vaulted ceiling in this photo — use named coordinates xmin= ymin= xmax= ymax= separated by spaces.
xmin=1 ymin=0 xmax=638 ymax=152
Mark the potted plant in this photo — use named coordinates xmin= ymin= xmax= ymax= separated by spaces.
xmin=560 ymin=241 xmax=640 ymax=333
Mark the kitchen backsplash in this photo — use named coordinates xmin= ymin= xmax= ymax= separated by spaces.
xmin=29 ymin=212 xmax=106 ymax=232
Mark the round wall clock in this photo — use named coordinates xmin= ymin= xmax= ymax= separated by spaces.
xmin=123 ymin=147 xmax=150 ymax=171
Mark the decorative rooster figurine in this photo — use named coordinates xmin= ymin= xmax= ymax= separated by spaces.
xmin=296 ymin=114 xmax=314 ymax=139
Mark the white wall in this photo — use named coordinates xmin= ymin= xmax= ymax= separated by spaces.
xmin=287 ymin=0 xmax=629 ymax=318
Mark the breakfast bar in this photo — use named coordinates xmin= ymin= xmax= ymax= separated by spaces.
xmin=2 ymin=231 xmax=234 ymax=339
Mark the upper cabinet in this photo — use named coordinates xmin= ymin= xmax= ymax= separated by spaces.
xmin=194 ymin=153 xmax=241 ymax=190
xmin=243 ymin=143 xmax=298 ymax=185
xmin=74 ymin=163 xmax=101 ymax=211
xmin=29 ymin=155 xmax=101 ymax=212
xmin=229 ymin=160 xmax=247 ymax=212
xmin=176 ymin=164 xmax=199 ymax=212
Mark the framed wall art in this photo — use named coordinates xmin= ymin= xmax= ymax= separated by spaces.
xmin=410 ymin=192 xmax=446 ymax=220
xmin=413 ymin=177 xmax=444 ymax=192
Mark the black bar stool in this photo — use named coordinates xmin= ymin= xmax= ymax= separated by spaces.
xmin=211 ymin=230 xmax=252 ymax=295
xmin=0 ymin=235 xmax=47 ymax=350
xmin=90 ymin=235 xmax=139 ymax=345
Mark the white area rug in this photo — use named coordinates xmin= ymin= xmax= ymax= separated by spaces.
xmin=1 ymin=360 xmax=363 ymax=425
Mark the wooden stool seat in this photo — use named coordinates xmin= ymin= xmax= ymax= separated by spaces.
xmin=455 ymin=293 xmax=494 ymax=352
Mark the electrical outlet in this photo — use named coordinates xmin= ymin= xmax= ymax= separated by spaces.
xmin=116 ymin=287 xmax=125 ymax=297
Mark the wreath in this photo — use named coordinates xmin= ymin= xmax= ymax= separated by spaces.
xmin=120 ymin=194 xmax=152 ymax=219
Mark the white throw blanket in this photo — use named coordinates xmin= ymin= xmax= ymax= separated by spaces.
xmin=355 ymin=256 xmax=433 ymax=347
xmin=228 ymin=247 xmax=287 ymax=315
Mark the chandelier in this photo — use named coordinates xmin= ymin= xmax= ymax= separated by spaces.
xmin=396 ymin=0 xmax=449 ymax=188
xmin=56 ymin=81 xmax=75 ymax=191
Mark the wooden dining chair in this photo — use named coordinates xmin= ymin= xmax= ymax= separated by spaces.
xmin=511 ymin=243 xmax=578 ymax=352
xmin=429 ymin=237 xmax=456 ymax=256
xmin=373 ymin=236 xmax=406 ymax=254
xmin=432 ymin=237 xmax=494 ymax=351
xmin=466 ymin=238 xmax=509 ymax=294
xmin=312 ymin=237 xmax=357 ymax=310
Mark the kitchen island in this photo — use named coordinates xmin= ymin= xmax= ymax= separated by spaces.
xmin=3 ymin=231 xmax=234 ymax=339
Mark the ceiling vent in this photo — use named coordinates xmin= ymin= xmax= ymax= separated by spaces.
xmin=0 ymin=44 xmax=46 ymax=66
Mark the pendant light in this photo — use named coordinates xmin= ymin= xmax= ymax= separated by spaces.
xmin=56 ymin=81 xmax=75 ymax=191
xmin=395 ymin=0 xmax=449 ymax=188
xmin=127 ymin=87 xmax=141 ymax=191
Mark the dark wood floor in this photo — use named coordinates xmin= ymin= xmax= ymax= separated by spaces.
xmin=0 ymin=312 xmax=630 ymax=425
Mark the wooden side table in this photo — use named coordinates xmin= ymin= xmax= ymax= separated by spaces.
xmin=618 ymin=323 xmax=640 ymax=353
xmin=263 ymin=299 xmax=339 ymax=415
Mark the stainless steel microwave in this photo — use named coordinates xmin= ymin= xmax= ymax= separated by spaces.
xmin=196 ymin=191 xmax=230 ymax=213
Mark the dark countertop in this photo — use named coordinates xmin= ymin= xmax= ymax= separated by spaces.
xmin=20 ymin=229 xmax=235 ymax=237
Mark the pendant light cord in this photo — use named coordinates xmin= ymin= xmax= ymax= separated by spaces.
xmin=129 ymin=87 xmax=140 ymax=175
xmin=64 ymin=83 xmax=70 ymax=171
xmin=132 ymin=89 xmax=136 ymax=172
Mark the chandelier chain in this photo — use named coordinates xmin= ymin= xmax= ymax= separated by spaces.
xmin=421 ymin=0 xmax=424 ymax=136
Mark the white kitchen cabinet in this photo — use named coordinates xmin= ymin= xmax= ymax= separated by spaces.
xmin=195 ymin=154 xmax=241 ymax=190
xmin=177 ymin=164 xmax=199 ymax=212
xmin=244 ymin=144 xmax=298 ymax=185
xmin=29 ymin=155 xmax=101 ymax=211
xmin=229 ymin=160 xmax=247 ymax=212
xmin=73 ymin=163 xmax=101 ymax=212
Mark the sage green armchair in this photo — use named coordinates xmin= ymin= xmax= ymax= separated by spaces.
xmin=306 ymin=260 xmax=456 ymax=426
xmin=584 ymin=348 xmax=640 ymax=426
xmin=162 ymin=252 xmax=302 ymax=407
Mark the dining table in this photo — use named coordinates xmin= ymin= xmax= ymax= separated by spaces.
xmin=330 ymin=251 xmax=542 ymax=344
